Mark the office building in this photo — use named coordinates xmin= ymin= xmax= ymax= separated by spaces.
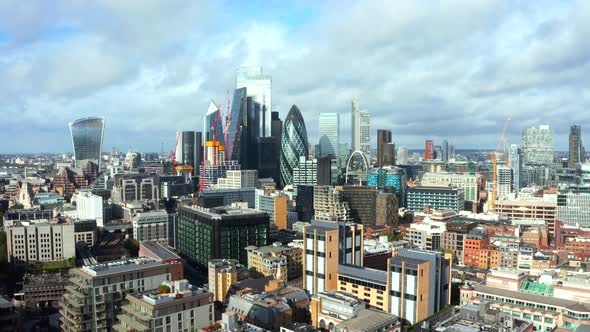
xmin=203 ymin=101 xmax=226 ymax=151
xmin=208 ymin=259 xmax=249 ymax=303
xmin=509 ymin=144 xmax=523 ymax=193
xmin=293 ymin=156 xmax=318 ymax=187
xmin=494 ymin=197 xmax=558 ymax=237
xmin=522 ymin=125 xmax=554 ymax=164
xmin=442 ymin=139 xmax=449 ymax=162
xmin=256 ymin=191 xmax=288 ymax=230
xmin=421 ymin=172 xmax=478 ymax=202
xmin=424 ymin=140 xmax=434 ymax=161
xmin=74 ymin=190 xmax=104 ymax=227
xmin=111 ymin=174 xmax=159 ymax=204
xmin=139 ymin=241 xmax=184 ymax=281
xmin=313 ymin=186 xmax=351 ymax=222
xmin=557 ymin=191 xmax=590 ymax=227
xmin=227 ymin=293 xmax=293 ymax=331
xmin=336 ymin=249 xmax=451 ymax=325
xmin=376 ymin=192 xmax=398 ymax=226
xmin=260 ymin=111 xmax=283 ymax=182
xmin=302 ymin=220 xmax=363 ymax=295
xmin=280 ymin=105 xmax=309 ymax=187
xmin=74 ymin=220 xmax=97 ymax=247
xmin=113 ymin=279 xmax=213 ymax=332
xmin=351 ymin=99 xmax=371 ymax=158
xmin=4 ymin=219 xmax=75 ymax=265
xmin=217 ymin=170 xmax=258 ymax=189
xmin=132 ymin=211 xmax=169 ymax=243
xmin=60 ymin=257 xmax=171 ymax=331
xmin=440 ymin=221 xmax=478 ymax=265
xmin=295 ymin=185 xmax=314 ymax=223
xmin=317 ymin=156 xmax=333 ymax=185
xmin=434 ymin=145 xmax=443 ymax=160
xmin=405 ymin=218 xmax=446 ymax=251
xmin=345 ymin=151 xmax=369 ymax=184
xmin=351 ymin=99 xmax=360 ymax=153
xmin=569 ymin=125 xmax=585 ymax=168
xmin=522 ymin=164 xmax=550 ymax=186
xmin=69 ymin=117 xmax=105 ymax=169
xmin=377 ymin=129 xmax=395 ymax=167
xmin=177 ymin=205 xmax=269 ymax=270
xmin=319 ymin=113 xmax=340 ymax=157
xmin=246 ymin=243 xmax=302 ymax=281
xmin=54 ymin=167 xmax=90 ymax=199
xmin=407 ymin=186 xmax=465 ymax=213
xmin=175 ymin=131 xmax=203 ymax=176
xmin=226 ymin=87 xmax=250 ymax=166
xmin=496 ymin=165 xmax=512 ymax=200
xmin=198 ymin=188 xmax=256 ymax=209
xmin=397 ymin=147 xmax=409 ymax=165
xmin=338 ymin=186 xmax=378 ymax=225
xmin=236 ymin=67 xmax=272 ymax=137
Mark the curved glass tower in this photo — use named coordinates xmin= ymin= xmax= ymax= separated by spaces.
xmin=69 ymin=117 xmax=105 ymax=169
xmin=280 ymin=105 xmax=308 ymax=187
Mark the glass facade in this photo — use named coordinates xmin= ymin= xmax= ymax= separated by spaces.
xmin=319 ymin=113 xmax=340 ymax=157
xmin=69 ymin=117 xmax=105 ymax=169
xmin=279 ymin=105 xmax=309 ymax=187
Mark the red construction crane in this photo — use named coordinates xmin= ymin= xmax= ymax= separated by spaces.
xmin=170 ymin=132 xmax=180 ymax=175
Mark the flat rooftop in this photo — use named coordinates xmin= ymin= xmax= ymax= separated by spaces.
xmin=334 ymin=308 xmax=397 ymax=332
xmin=338 ymin=264 xmax=387 ymax=285
xmin=80 ymin=257 xmax=166 ymax=277
xmin=140 ymin=242 xmax=180 ymax=260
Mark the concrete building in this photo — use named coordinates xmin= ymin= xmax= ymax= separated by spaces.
xmin=132 ymin=211 xmax=169 ymax=243
xmin=227 ymin=293 xmax=293 ymax=331
xmin=351 ymin=99 xmax=371 ymax=158
xmin=440 ymin=221 xmax=477 ymax=265
xmin=14 ymin=272 xmax=69 ymax=309
xmin=113 ymin=279 xmax=213 ymax=332
xmin=397 ymin=147 xmax=409 ymax=166
xmin=175 ymin=130 xmax=203 ymax=177
xmin=245 ymin=243 xmax=302 ymax=281
xmin=207 ymin=259 xmax=249 ymax=303
xmin=407 ymin=186 xmax=465 ymax=213
xmin=198 ymin=188 xmax=256 ymax=209
xmin=302 ymin=220 xmax=364 ymax=295
xmin=111 ymin=175 xmax=159 ymax=204
xmin=60 ymin=257 xmax=172 ymax=331
xmin=139 ymin=241 xmax=184 ymax=281
xmin=421 ymin=172 xmax=479 ymax=202
xmin=4 ymin=219 xmax=75 ymax=265
xmin=74 ymin=190 xmax=104 ymax=227
xmin=509 ymin=144 xmax=524 ymax=194
xmin=313 ymin=186 xmax=351 ymax=222
xmin=558 ymin=191 xmax=590 ymax=227
xmin=177 ymin=205 xmax=270 ymax=270
xmin=338 ymin=186 xmax=378 ymax=226
xmin=377 ymin=129 xmax=395 ymax=167
xmin=293 ymin=156 xmax=318 ymax=187
xmin=404 ymin=218 xmax=446 ymax=251
xmin=217 ymin=170 xmax=259 ymax=189
xmin=496 ymin=165 xmax=513 ymax=200
xmin=256 ymin=191 xmax=289 ymax=230
xmin=494 ymin=196 xmax=558 ymax=238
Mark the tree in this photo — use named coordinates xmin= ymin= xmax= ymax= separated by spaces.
xmin=380 ymin=230 xmax=404 ymax=242
xmin=124 ymin=238 xmax=140 ymax=257
xmin=9 ymin=203 xmax=24 ymax=210
xmin=460 ymin=272 xmax=466 ymax=284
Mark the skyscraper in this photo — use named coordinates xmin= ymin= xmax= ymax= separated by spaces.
xmin=204 ymin=100 xmax=225 ymax=147
xmin=424 ymin=140 xmax=434 ymax=161
xmin=236 ymin=67 xmax=272 ymax=137
xmin=227 ymin=88 xmax=248 ymax=164
xmin=509 ymin=144 xmax=523 ymax=193
xmin=377 ymin=129 xmax=395 ymax=166
xmin=319 ymin=113 xmax=340 ymax=157
xmin=351 ymin=99 xmax=360 ymax=152
xmin=568 ymin=125 xmax=584 ymax=168
xmin=397 ymin=147 xmax=409 ymax=165
xmin=69 ymin=117 xmax=105 ymax=169
xmin=522 ymin=125 xmax=554 ymax=165
xmin=442 ymin=139 xmax=449 ymax=162
xmin=280 ymin=105 xmax=309 ymax=187
xmin=175 ymin=131 xmax=202 ymax=176
xmin=496 ymin=165 xmax=512 ymax=199
xmin=360 ymin=112 xmax=371 ymax=157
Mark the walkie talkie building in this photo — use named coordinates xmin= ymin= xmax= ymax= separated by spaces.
xmin=69 ymin=117 xmax=105 ymax=169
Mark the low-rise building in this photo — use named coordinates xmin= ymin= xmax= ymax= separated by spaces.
xmin=227 ymin=293 xmax=293 ymax=331
xmin=13 ymin=272 xmax=69 ymax=309
xmin=132 ymin=211 xmax=169 ymax=243
xmin=246 ymin=243 xmax=302 ymax=281
xmin=208 ymin=259 xmax=249 ymax=303
xmin=407 ymin=186 xmax=465 ymax=213
xmin=139 ymin=241 xmax=184 ymax=281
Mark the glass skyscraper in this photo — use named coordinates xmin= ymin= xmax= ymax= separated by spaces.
xmin=280 ymin=105 xmax=309 ymax=187
xmin=318 ymin=113 xmax=340 ymax=157
xmin=236 ymin=67 xmax=272 ymax=137
xmin=204 ymin=100 xmax=226 ymax=146
xmin=69 ymin=117 xmax=105 ymax=169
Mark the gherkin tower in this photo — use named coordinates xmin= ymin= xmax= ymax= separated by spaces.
xmin=279 ymin=105 xmax=309 ymax=187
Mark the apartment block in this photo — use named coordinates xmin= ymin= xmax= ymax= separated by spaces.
xmin=246 ymin=243 xmax=302 ymax=281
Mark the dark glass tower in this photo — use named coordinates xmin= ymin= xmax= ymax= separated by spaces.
xmin=279 ymin=105 xmax=309 ymax=188
xmin=69 ymin=117 xmax=105 ymax=169
xmin=176 ymin=131 xmax=202 ymax=176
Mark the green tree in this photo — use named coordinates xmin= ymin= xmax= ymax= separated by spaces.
xmin=124 ymin=238 xmax=140 ymax=257
xmin=9 ymin=203 xmax=24 ymax=210
xmin=379 ymin=230 xmax=404 ymax=242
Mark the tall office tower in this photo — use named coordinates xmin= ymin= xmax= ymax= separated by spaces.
xmin=434 ymin=145 xmax=443 ymax=160
xmin=319 ymin=113 xmax=340 ymax=157
xmin=302 ymin=219 xmax=363 ymax=295
xmin=338 ymin=186 xmax=378 ymax=225
xmin=69 ymin=117 xmax=105 ymax=169
xmin=397 ymin=147 xmax=409 ymax=165
xmin=360 ymin=112 xmax=371 ymax=157
xmin=279 ymin=105 xmax=309 ymax=188
xmin=60 ymin=258 xmax=171 ymax=331
xmin=351 ymin=99 xmax=360 ymax=152
xmin=377 ymin=129 xmax=395 ymax=167
xmin=236 ymin=67 xmax=272 ymax=137
xmin=227 ymin=88 xmax=249 ymax=164
xmin=569 ymin=125 xmax=584 ymax=168
xmin=339 ymin=143 xmax=350 ymax=168
xmin=522 ymin=125 xmax=554 ymax=164
xmin=204 ymin=100 xmax=226 ymax=148
xmin=496 ymin=165 xmax=512 ymax=199
xmin=424 ymin=140 xmax=434 ymax=161
xmin=509 ymin=144 xmax=523 ymax=193
xmin=293 ymin=156 xmax=318 ymax=187
xmin=442 ymin=139 xmax=449 ymax=162
xmin=257 ymin=111 xmax=283 ymax=182
xmin=175 ymin=131 xmax=203 ymax=176
xmin=448 ymin=144 xmax=455 ymax=160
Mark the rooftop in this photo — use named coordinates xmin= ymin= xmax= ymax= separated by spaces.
xmin=338 ymin=265 xmax=387 ymax=285
xmin=334 ymin=308 xmax=398 ymax=332
xmin=140 ymin=241 xmax=180 ymax=261
xmin=80 ymin=257 xmax=166 ymax=277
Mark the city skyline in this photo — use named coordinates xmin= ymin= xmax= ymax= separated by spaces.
xmin=1 ymin=1 xmax=589 ymax=153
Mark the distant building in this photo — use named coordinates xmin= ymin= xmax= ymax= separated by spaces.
xmin=397 ymin=147 xmax=409 ymax=165
xmin=557 ymin=191 xmax=590 ymax=227
xmin=496 ymin=165 xmax=512 ymax=199
xmin=568 ymin=125 xmax=585 ymax=168
xmin=351 ymin=99 xmax=371 ymax=158
xmin=175 ymin=131 xmax=203 ymax=177
xmin=377 ymin=129 xmax=395 ymax=167
xmin=227 ymin=293 xmax=293 ymax=331
xmin=421 ymin=172 xmax=478 ymax=202
xmin=132 ymin=211 xmax=169 ymax=243
xmin=198 ymin=187 xmax=256 ymax=209
xmin=407 ymin=186 xmax=465 ymax=213
xmin=319 ymin=113 xmax=340 ymax=157
xmin=280 ymin=105 xmax=309 ymax=188
xmin=69 ymin=117 xmax=105 ymax=169
xmin=246 ymin=243 xmax=302 ymax=281
xmin=111 ymin=174 xmax=159 ymax=204
xmin=313 ymin=186 xmax=351 ymax=222
xmin=522 ymin=125 xmax=554 ymax=164
xmin=236 ymin=67 xmax=272 ymax=137
xmin=424 ymin=140 xmax=434 ymax=161
xmin=217 ymin=170 xmax=258 ymax=189
xmin=509 ymin=144 xmax=523 ymax=193
xmin=293 ymin=156 xmax=318 ymax=187
xmin=177 ymin=205 xmax=269 ymax=270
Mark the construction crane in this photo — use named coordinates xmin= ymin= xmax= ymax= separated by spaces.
xmin=490 ymin=117 xmax=510 ymax=212
xmin=170 ymin=132 xmax=180 ymax=176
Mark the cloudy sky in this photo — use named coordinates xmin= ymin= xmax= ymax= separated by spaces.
xmin=1 ymin=0 xmax=589 ymax=153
